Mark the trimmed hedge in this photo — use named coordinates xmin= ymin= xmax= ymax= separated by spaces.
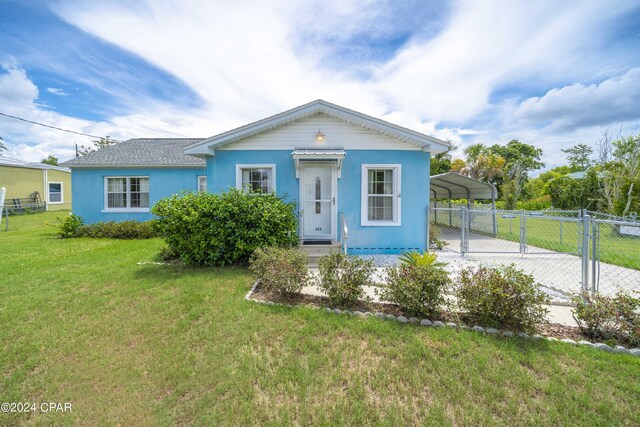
xmin=317 ymin=251 xmax=374 ymax=308
xmin=456 ymin=264 xmax=550 ymax=332
xmin=151 ymin=189 xmax=299 ymax=266
xmin=250 ymin=247 xmax=310 ymax=298
xmin=379 ymin=264 xmax=451 ymax=318
xmin=57 ymin=214 xmax=157 ymax=239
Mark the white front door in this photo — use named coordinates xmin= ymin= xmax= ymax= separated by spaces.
xmin=300 ymin=163 xmax=336 ymax=240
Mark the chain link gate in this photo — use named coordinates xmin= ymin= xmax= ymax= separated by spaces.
xmin=430 ymin=205 xmax=640 ymax=298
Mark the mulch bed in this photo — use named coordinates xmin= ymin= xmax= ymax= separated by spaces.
xmin=249 ymin=283 xmax=628 ymax=345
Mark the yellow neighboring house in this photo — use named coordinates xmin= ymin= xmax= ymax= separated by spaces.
xmin=0 ymin=156 xmax=72 ymax=212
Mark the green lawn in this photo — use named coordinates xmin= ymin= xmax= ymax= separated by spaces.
xmin=1 ymin=212 xmax=639 ymax=426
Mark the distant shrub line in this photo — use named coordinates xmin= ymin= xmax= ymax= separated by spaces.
xmin=57 ymin=214 xmax=158 ymax=239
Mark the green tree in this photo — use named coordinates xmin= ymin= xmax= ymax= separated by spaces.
xmin=547 ymin=169 xmax=600 ymax=210
xmin=460 ymin=143 xmax=505 ymax=182
xmin=488 ymin=140 xmax=544 ymax=208
xmin=41 ymin=154 xmax=59 ymax=165
xmin=488 ymin=140 xmax=544 ymax=177
xmin=0 ymin=136 xmax=6 ymax=152
xmin=562 ymin=143 xmax=593 ymax=171
xmin=450 ymin=158 xmax=466 ymax=173
xmin=78 ymin=136 xmax=119 ymax=156
xmin=596 ymin=133 xmax=640 ymax=216
xmin=430 ymin=142 xmax=457 ymax=175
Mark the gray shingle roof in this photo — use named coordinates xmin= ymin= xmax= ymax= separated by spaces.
xmin=61 ymin=138 xmax=206 ymax=167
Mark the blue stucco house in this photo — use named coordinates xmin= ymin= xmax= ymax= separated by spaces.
xmin=63 ymin=100 xmax=450 ymax=254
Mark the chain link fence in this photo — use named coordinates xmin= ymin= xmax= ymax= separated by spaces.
xmin=430 ymin=203 xmax=640 ymax=301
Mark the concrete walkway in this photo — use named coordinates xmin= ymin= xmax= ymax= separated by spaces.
xmin=439 ymin=229 xmax=640 ymax=298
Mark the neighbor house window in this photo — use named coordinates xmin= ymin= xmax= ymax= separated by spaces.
xmin=235 ymin=164 xmax=276 ymax=194
xmin=361 ymin=164 xmax=401 ymax=226
xmin=104 ymin=177 xmax=149 ymax=211
xmin=198 ymin=176 xmax=207 ymax=192
xmin=48 ymin=182 xmax=63 ymax=204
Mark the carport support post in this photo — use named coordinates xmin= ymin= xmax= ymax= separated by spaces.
xmin=460 ymin=206 xmax=467 ymax=254
xmin=581 ymin=214 xmax=590 ymax=293
xmin=426 ymin=206 xmax=430 ymax=251
xmin=519 ymin=210 xmax=526 ymax=256
xmin=0 ymin=187 xmax=5 ymax=230
xmin=591 ymin=220 xmax=598 ymax=293
xmin=491 ymin=187 xmax=497 ymax=237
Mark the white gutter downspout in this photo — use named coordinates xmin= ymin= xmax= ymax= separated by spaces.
xmin=43 ymin=169 xmax=48 ymax=211
xmin=0 ymin=187 xmax=6 ymax=226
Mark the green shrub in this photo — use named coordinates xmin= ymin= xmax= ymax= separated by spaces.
xmin=317 ymin=252 xmax=374 ymax=307
xmin=399 ymin=251 xmax=446 ymax=268
xmin=151 ymin=188 xmax=298 ymax=266
xmin=456 ymin=265 xmax=550 ymax=332
xmin=494 ymin=195 xmax=552 ymax=211
xmin=249 ymin=247 xmax=309 ymax=298
xmin=57 ymin=213 xmax=84 ymax=238
xmin=571 ymin=292 xmax=616 ymax=338
xmin=379 ymin=265 xmax=451 ymax=318
xmin=75 ymin=220 xmax=158 ymax=239
xmin=572 ymin=292 xmax=640 ymax=346
xmin=429 ymin=224 xmax=448 ymax=250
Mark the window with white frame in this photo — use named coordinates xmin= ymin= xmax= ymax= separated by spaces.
xmin=198 ymin=176 xmax=207 ymax=192
xmin=361 ymin=165 xmax=401 ymax=226
xmin=48 ymin=182 xmax=63 ymax=204
xmin=235 ymin=164 xmax=275 ymax=194
xmin=104 ymin=177 xmax=149 ymax=210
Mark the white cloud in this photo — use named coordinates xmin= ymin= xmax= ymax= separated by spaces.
xmin=0 ymin=66 xmax=38 ymax=105
xmin=373 ymin=0 xmax=637 ymax=123
xmin=46 ymin=87 xmax=68 ymax=96
xmin=513 ymin=68 xmax=640 ymax=131
xmin=2 ymin=0 xmax=639 ymax=169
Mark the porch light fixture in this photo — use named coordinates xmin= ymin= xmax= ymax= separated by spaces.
xmin=315 ymin=130 xmax=325 ymax=141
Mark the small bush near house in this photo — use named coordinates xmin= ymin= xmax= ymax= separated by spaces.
xmin=249 ymin=247 xmax=310 ymax=298
xmin=572 ymin=292 xmax=640 ymax=347
xmin=429 ymin=224 xmax=447 ymax=250
xmin=57 ymin=214 xmax=158 ymax=239
xmin=317 ymin=252 xmax=374 ymax=307
xmin=152 ymin=188 xmax=298 ymax=266
xmin=379 ymin=263 xmax=451 ymax=318
xmin=456 ymin=264 xmax=550 ymax=332
xmin=75 ymin=220 xmax=158 ymax=239
xmin=399 ymin=251 xmax=446 ymax=268
xmin=57 ymin=213 xmax=84 ymax=238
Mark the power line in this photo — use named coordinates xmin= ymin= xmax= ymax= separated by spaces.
xmin=0 ymin=111 xmax=118 ymax=140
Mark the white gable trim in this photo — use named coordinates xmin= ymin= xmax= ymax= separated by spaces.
xmin=184 ymin=100 xmax=450 ymax=156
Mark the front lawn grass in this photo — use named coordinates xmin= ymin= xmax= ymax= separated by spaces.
xmin=1 ymin=212 xmax=639 ymax=426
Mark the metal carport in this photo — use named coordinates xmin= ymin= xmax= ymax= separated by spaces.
xmin=429 ymin=172 xmax=498 ymax=239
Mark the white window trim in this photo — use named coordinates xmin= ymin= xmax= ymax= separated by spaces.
xmin=361 ymin=164 xmax=401 ymax=226
xmin=235 ymin=164 xmax=276 ymax=193
xmin=198 ymin=175 xmax=207 ymax=192
xmin=47 ymin=181 xmax=64 ymax=204
xmin=102 ymin=176 xmax=150 ymax=213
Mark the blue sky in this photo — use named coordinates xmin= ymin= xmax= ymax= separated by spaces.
xmin=1 ymin=0 xmax=639 ymax=168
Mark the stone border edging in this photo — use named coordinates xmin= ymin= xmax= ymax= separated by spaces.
xmin=244 ymin=282 xmax=640 ymax=357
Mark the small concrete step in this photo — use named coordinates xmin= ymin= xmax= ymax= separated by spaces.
xmin=300 ymin=241 xmax=341 ymax=265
